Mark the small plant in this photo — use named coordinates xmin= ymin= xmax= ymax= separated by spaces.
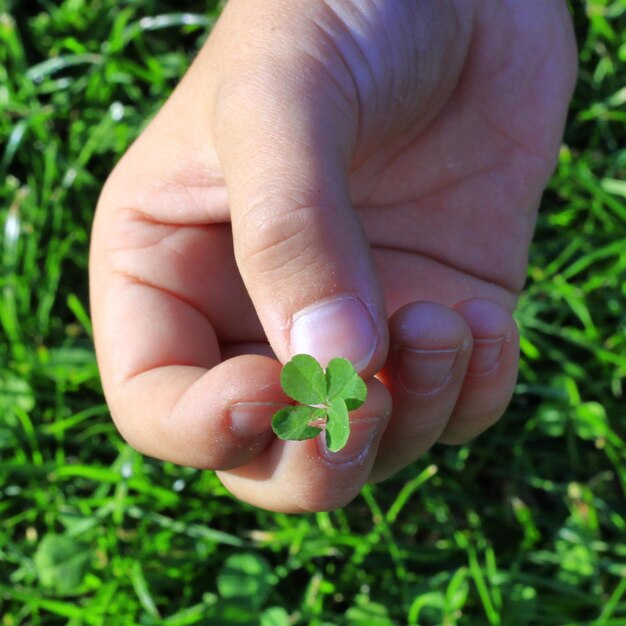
xmin=271 ymin=354 xmax=367 ymax=452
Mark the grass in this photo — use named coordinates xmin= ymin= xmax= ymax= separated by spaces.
xmin=0 ymin=0 xmax=625 ymax=624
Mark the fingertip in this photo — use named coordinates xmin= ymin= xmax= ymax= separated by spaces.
xmin=217 ymin=377 xmax=391 ymax=512
xmin=454 ymin=297 xmax=517 ymax=338
xmin=113 ymin=355 xmax=291 ymax=471
xmin=315 ymin=376 xmax=391 ymax=470
xmin=453 ymin=298 xmax=519 ymax=379
xmin=438 ymin=298 xmax=520 ymax=445
xmin=388 ymin=301 xmax=472 ymax=396
xmin=369 ymin=302 xmax=472 ymax=482
xmin=290 ymin=295 xmax=385 ymax=375
xmin=229 ymin=401 xmax=289 ymax=437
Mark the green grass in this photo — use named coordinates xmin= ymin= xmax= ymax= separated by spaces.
xmin=1 ymin=0 xmax=625 ymax=624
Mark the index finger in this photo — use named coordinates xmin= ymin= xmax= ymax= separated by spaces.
xmin=90 ymin=197 xmax=290 ymax=470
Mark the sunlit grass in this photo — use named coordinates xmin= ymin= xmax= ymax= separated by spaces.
xmin=1 ymin=0 xmax=624 ymax=624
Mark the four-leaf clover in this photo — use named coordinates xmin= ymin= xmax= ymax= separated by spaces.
xmin=271 ymin=354 xmax=367 ymax=452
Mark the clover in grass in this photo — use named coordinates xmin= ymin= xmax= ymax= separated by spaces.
xmin=271 ymin=354 xmax=367 ymax=452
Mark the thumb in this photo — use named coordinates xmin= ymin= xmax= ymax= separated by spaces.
xmin=212 ymin=2 xmax=388 ymax=373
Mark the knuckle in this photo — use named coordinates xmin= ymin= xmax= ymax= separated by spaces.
xmin=236 ymin=200 xmax=330 ymax=285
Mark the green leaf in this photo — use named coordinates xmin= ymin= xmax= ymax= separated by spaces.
xmin=325 ymin=397 xmax=350 ymax=453
xmin=130 ymin=561 xmax=160 ymax=618
xmin=280 ymin=354 xmax=326 ymax=405
xmin=275 ymin=355 xmax=368 ymax=452
xmin=346 ymin=595 xmax=394 ymax=625
xmin=208 ymin=600 xmax=258 ymax=625
xmin=325 ymin=357 xmax=367 ymax=410
xmin=34 ymin=534 xmax=93 ymax=595
xmin=0 ymin=372 xmax=35 ymax=413
xmin=572 ymin=401 xmax=609 ymax=440
xmin=272 ymin=405 xmax=325 ymax=441
xmin=261 ymin=607 xmax=290 ymax=626
xmin=217 ymin=552 xmax=273 ymax=610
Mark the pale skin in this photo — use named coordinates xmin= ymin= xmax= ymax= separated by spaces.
xmin=90 ymin=0 xmax=578 ymax=512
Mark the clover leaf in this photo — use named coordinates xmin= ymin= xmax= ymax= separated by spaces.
xmin=271 ymin=354 xmax=367 ymax=452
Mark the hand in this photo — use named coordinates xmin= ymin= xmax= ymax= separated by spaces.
xmin=90 ymin=0 xmax=577 ymax=512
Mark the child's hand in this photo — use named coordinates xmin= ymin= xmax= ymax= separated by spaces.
xmin=90 ymin=0 xmax=577 ymax=512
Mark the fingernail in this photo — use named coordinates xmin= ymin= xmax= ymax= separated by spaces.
xmin=467 ymin=336 xmax=506 ymax=377
xmin=397 ymin=346 xmax=461 ymax=395
xmin=317 ymin=417 xmax=381 ymax=464
xmin=230 ymin=402 xmax=287 ymax=436
xmin=290 ymin=296 xmax=377 ymax=370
